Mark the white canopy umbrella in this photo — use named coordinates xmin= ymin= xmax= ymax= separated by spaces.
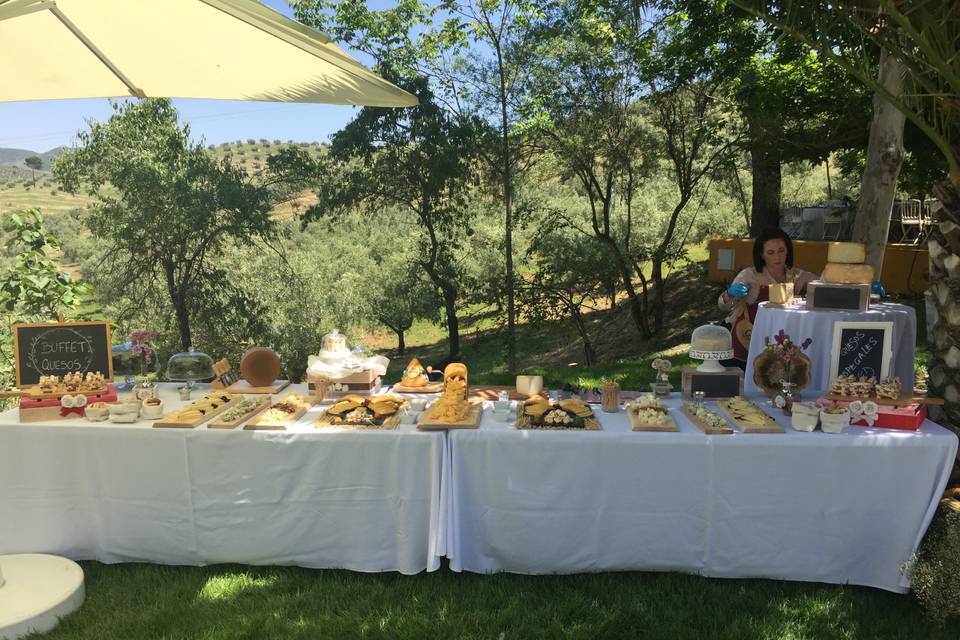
xmin=0 ymin=0 xmax=417 ymax=106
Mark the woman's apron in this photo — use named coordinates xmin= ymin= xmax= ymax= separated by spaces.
xmin=732 ymin=282 xmax=769 ymax=362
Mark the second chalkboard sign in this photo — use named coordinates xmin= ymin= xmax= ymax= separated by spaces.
xmin=13 ymin=321 xmax=113 ymax=387
xmin=829 ymin=321 xmax=893 ymax=382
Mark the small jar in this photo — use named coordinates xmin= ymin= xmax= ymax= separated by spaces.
xmin=601 ymin=381 xmax=621 ymax=413
xmin=774 ymin=381 xmax=797 ymax=416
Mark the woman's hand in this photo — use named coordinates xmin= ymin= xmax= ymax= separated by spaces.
xmin=726 ymin=282 xmax=749 ymax=299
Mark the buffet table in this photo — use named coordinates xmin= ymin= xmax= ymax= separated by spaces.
xmin=445 ymin=396 xmax=957 ymax=592
xmin=744 ymin=301 xmax=917 ymax=394
xmin=0 ymin=384 xmax=446 ymax=575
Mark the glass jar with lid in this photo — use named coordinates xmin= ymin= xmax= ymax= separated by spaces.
xmin=689 ymin=322 xmax=734 ymax=373
xmin=166 ymin=347 xmax=214 ymax=400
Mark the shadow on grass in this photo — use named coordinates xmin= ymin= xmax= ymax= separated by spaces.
xmin=40 ymin=562 xmax=959 ymax=640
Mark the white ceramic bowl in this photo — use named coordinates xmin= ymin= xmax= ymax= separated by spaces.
xmin=140 ymin=398 xmax=164 ymax=420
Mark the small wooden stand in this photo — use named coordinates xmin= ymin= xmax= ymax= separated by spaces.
xmin=682 ymin=368 xmax=744 ymax=400
xmin=806 ymin=281 xmax=870 ymax=312
xmin=226 ymin=379 xmax=291 ymax=394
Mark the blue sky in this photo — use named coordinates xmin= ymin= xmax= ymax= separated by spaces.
xmin=0 ymin=1 xmax=395 ymax=152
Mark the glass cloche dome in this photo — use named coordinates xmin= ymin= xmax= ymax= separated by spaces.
xmin=321 ymin=329 xmax=349 ymax=355
xmin=689 ymin=322 xmax=734 ymax=372
xmin=166 ymin=347 xmax=214 ymax=397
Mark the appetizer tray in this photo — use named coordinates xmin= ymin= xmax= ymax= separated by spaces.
xmin=417 ymin=402 xmax=483 ymax=430
xmin=315 ymin=395 xmax=407 ymax=430
xmin=716 ymin=398 xmax=784 ymax=434
xmin=515 ymin=397 xmax=601 ymax=431
xmin=244 ymin=395 xmax=311 ymax=430
xmin=154 ymin=393 xmax=239 ymax=429
xmin=627 ymin=409 xmax=678 ymax=432
xmin=681 ymin=404 xmax=733 ymax=435
xmin=207 ymin=396 xmax=273 ymax=429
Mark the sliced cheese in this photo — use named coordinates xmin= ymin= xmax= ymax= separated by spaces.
xmin=822 ymin=262 xmax=875 ymax=284
xmin=769 ymin=282 xmax=794 ymax=304
xmin=827 ymin=242 xmax=866 ymax=264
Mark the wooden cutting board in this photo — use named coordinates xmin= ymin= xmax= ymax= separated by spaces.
xmin=715 ymin=400 xmax=785 ymax=434
xmin=154 ymin=395 xmax=240 ymax=429
xmin=207 ymin=397 xmax=273 ymax=429
xmin=680 ymin=404 xmax=733 ymax=435
xmin=627 ymin=409 xmax=679 ymax=432
xmin=244 ymin=403 xmax=309 ymax=430
xmin=417 ymin=403 xmax=483 ymax=430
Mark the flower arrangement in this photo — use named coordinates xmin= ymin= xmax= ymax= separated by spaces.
xmin=763 ymin=330 xmax=812 ymax=383
xmin=130 ymin=330 xmax=157 ymax=378
xmin=652 ymin=358 xmax=672 ymax=384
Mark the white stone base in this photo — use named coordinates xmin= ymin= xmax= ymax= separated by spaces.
xmin=0 ymin=555 xmax=84 ymax=640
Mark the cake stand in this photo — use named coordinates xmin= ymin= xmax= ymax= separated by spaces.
xmin=688 ymin=347 xmax=734 ymax=373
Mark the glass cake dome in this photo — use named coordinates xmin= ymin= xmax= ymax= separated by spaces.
xmin=321 ymin=329 xmax=349 ymax=354
xmin=689 ymin=322 xmax=734 ymax=372
xmin=166 ymin=347 xmax=214 ymax=383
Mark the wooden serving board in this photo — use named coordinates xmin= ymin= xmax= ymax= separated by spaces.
xmin=627 ymin=410 xmax=678 ymax=432
xmin=515 ymin=412 xmax=601 ymax=431
xmin=315 ymin=411 xmax=401 ymax=430
xmin=680 ymin=404 xmax=733 ymax=435
xmin=470 ymin=385 xmax=547 ymax=401
xmin=391 ymin=382 xmax=444 ymax=394
xmin=824 ymin=392 xmax=944 ymax=406
xmin=226 ymin=379 xmax=290 ymax=395
xmin=244 ymin=403 xmax=309 ymax=430
xmin=417 ymin=403 xmax=483 ymax=430
xmin=715 ymin=400 xmax=784 ymax=434
xmin=207 ymin=397 xmax=273 ymax=429
xmin=154 ymin=395 xmax=240 ymax=429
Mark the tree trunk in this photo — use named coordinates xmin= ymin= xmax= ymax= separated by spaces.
xmin=750 ymin=146 xmax=782 ymax=237
xmin=926 ymin=177 xmax=960 ymax=434
xmin=396 ymin=328 xmax=406 ymax=357
xmin=597 ymin=235 xmax=652 ymax=339
xmin=570 ymin=306 xmax=596 ymax=366
xmin=162 ymin=261 xmax=192 ymax=350
xmin=852 ymin=50 xmax=906 ymax=274
xmin=441 ymin=285 xmax=461 ymax=362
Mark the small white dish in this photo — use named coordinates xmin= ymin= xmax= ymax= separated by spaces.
xmin=140 ymin=398 xmax=165 ymax=420
xmin=409 ymin=398 xmax=428 ymax=412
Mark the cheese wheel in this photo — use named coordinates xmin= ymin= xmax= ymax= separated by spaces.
xmin=240 ymin=347 xmax=282 ymax=387
xmin=822 ymin=262 xmax=875 ymax=284
xmin=769 ymin=282 xmax=794 ymax=304
xmin=826 ymin=242 xmax=866 ymax=264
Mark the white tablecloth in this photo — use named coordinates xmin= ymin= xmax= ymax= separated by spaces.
xmin=0 ymin=384 xmax=446 ymax=574
xmin=744 ymin=302 xmax=917 ymax=394
xmin=446 ymin=397 xmax=957 ymax=592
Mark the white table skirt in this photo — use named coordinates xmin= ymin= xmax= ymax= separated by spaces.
xmin=744 ymin=301 xmax=917 ymax=394
xmin=446 ymin=397 xmax=957 ymax=592
xmin=0 ymin=384 xmax=446 ymax=575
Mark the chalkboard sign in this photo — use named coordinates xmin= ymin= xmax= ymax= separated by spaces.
xmin=13 ymin=321 xmax=113 ymax=387
xmin=830 ymin=321 xmax=893 ymax=382
xmin=807 ymin=282 xmax=869 ymax=312
xmin=682 ymin=368 xmax=744 ymax=400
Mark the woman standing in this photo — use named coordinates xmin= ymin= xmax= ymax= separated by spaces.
xmin=719 ymin=228 xmax=818 ymax=367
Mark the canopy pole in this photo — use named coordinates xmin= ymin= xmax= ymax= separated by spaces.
xmin=0 ymin=0 xmax=56 ymax=23
xmin=48 ymin=5 xmax=146 ymax=98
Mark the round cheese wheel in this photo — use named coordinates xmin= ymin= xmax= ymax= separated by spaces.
xmin=240 ymin=347 xmax=282 ymax=387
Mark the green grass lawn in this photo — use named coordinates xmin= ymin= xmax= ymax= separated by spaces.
xmin=40 ymin=561 xmax=959 ymax=639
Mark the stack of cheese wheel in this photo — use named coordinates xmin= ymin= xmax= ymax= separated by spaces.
xmin=822 ymin=242 xmax=874 ymax=284
xmin=768 ymin=281 xmax=794 ymax=304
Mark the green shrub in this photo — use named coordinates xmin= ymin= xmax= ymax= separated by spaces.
xmin=912 ymin=491 xmax=960 ymax=621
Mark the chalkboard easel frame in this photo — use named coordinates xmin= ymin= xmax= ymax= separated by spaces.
xmin=12 ymin=320 xmax=113 ymax=388
xmin=829 ymin=321 xmax=893 ymax=382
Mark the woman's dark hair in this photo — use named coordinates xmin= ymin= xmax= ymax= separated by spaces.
xmin=753 ymin=228 xmax=794 ymax=272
